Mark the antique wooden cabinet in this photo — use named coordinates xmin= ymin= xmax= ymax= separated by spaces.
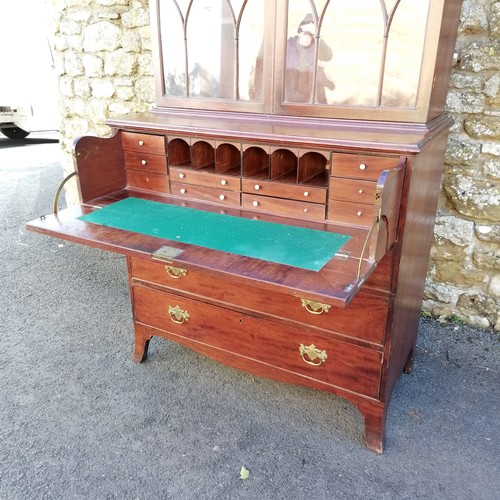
xmin=27 ymin=0 xmax=462 ymax=453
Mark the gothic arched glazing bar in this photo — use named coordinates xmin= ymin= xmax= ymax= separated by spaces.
xmin=170 ymin=0 xmax=194 ymax=97
xmin=233 ymin=0 xmax=249 ymax=100
xmin=377 ymin=0 xmax=402 ymax=106
xmin=309 ymin=0 xmax=330 ymax=104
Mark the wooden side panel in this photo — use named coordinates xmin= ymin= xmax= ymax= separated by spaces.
xmin=383 ymin=130 xmax=451 ymax=399
xmin=74 ymin=133 xmax=126 ymax=203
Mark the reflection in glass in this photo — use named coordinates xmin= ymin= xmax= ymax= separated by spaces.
xmin=158 ymin=0 xmax=431 ymax=110
xmin=285 ymin=8 xmax=335 ymax=104
xmin=159 ymin=0 xmax=264 ymax=101
xmin=285 ymin=0 xmax=430 ymax=109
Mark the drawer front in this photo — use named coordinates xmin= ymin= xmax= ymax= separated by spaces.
xmin=122 ymin=132 xmax=166 ymax=155
xmin=170 ymin=167 xmax=241 ymax=191
xmin=170 ymin=182 xmax=241 ymax=205
xmin=132 ymin=284 xmax=382 ymax=398
xmin=124 ymin=151 xmax=167 ymax=174
xmin=331 ymin=153 xmax=397 ymax=181
xmin=327 ymin=200 xmax=375 ymax=226
xmin=242 ymin=193 xmax=325 ymax=221
xmin=127 ymin=170 xmax=169 ymax=193
xmin=329 ymin=178 xmax=377 ymax=205
xmin=242 ymin=178 xmax=327 ymax=203
xmin=129 ymin=257 xmax=388 ymax=345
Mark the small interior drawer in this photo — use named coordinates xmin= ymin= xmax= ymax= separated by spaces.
xmin=327 ymin=200 xmax=375 ymax=226
xmin=122 ymin=132 xmax=166 ymax=155
xmin=242 ymin=193 xmax=325 ymax=221
xmin=132 ymin=284 xmax=382 ymax=398
xmin=124 ymin=151 xmax=167 ymax=174
xmin=331 ymin=153 xmax=398 ymax=180
xmin=169 ymin=167 xmax=241 ymax=191
xmin=329 ymin=178 xmax=377 ymax=204
xmin=126 ymin=170 xmax=169 ymax=193
xmin=170 ymin=182 xmax=241 ymax=206
xmin=242 ymin=178 xmax=327 ymax=203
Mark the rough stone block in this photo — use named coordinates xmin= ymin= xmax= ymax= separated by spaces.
xmin=445 ymin=138 xmax=481 ymax=165
xmin=83 ymin=21 xmax=121 ymax=52
xmin=444 ymin=175 xmax=500 ymax=221
xmin=464 ymin=116 xmax=500 ymax=139
xmin=475 ymin=223 xmax=500 ymax=243
xmin=446 ymin=90 xmax=484 ymax=113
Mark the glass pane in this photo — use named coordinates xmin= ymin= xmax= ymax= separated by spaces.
xmin=187 ymin=1 xmax=235 ymax=99
xmin=284 ymin=0 xmax=429 ymax=109
xmin=285 ymin=2 xmax=337 ymax=104
xmin=238 ymin=0 xmax=265 ymax=101
xmin=320 ymin=1 xmax=382 ymax=107
xmin=159 ymin=1 xmax=189 ymax=96
xmin=382 ymin=0 xmax=430 ymax=108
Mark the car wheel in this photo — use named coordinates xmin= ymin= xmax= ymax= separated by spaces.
xmin=1 ymin=127 xmax=30 ymax=139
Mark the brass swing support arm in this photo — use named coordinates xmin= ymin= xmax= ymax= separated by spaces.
xmin=53 ymin=171 xmax=77 ymax=214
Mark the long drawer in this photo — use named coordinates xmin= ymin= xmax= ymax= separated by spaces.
xmin=132 ymin=284 xmax=382 ymax=398
xmin=170 ymin=182 xmax=241 ymax=205
xmin=241 ymin=178 xmax=327 ymax=203
xmin=129 ymin=257 xmax=388 ymax=345
xmin=241 ymin=193 xmax=325 ymax=221
xmin=170 ymin=167 xmax=241 ymax=191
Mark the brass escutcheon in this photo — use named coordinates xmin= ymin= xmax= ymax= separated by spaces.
xmin=301 ymin=299 xmax=331 ymax=315
xmin=168 ymin=305 xmax=190 ymax=324
xmin=299 ymin=344 xmax=328 ymax=366
xmin=165 ymin=265 xmax=187 ymax=279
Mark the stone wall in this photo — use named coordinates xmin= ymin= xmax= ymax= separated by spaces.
xmin=51 ymin=0 xmax=155 ymax=204
xmin=424 ymin=0 xmax=500 ymax=330
xmin=50 ymin=0 xmax=500 ymax=331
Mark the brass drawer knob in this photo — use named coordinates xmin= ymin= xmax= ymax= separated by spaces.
xmin=301 ymin=298 xmax=331 ymax=315
xmin=299 ymin=343 xmax=328 ymax=366
xmin=165 ymin=265 xmax=187 ymax=279
xmin=168 ymin=305 xmax=189 ymax=324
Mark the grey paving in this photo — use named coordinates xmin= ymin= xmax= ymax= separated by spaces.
xmin=0 ymin=134 xmax=498 ymax=499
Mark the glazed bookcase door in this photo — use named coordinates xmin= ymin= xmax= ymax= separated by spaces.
xmin=151 ymin=0 xmax=273 ymax=113
xmin=150 ymin=0 xmax=458 ymax=123
xmin=277 ymin=0 xmax=433 ymax=120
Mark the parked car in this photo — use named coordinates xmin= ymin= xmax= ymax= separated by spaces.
xmin=0 ymin=1 xmax=59 ymax=139
xmin=0 ymin=105 xmax=34 ymax=139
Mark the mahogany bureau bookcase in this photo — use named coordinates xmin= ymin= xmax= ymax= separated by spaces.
xmin=27 ymin=0 xmax=462 ymax=453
